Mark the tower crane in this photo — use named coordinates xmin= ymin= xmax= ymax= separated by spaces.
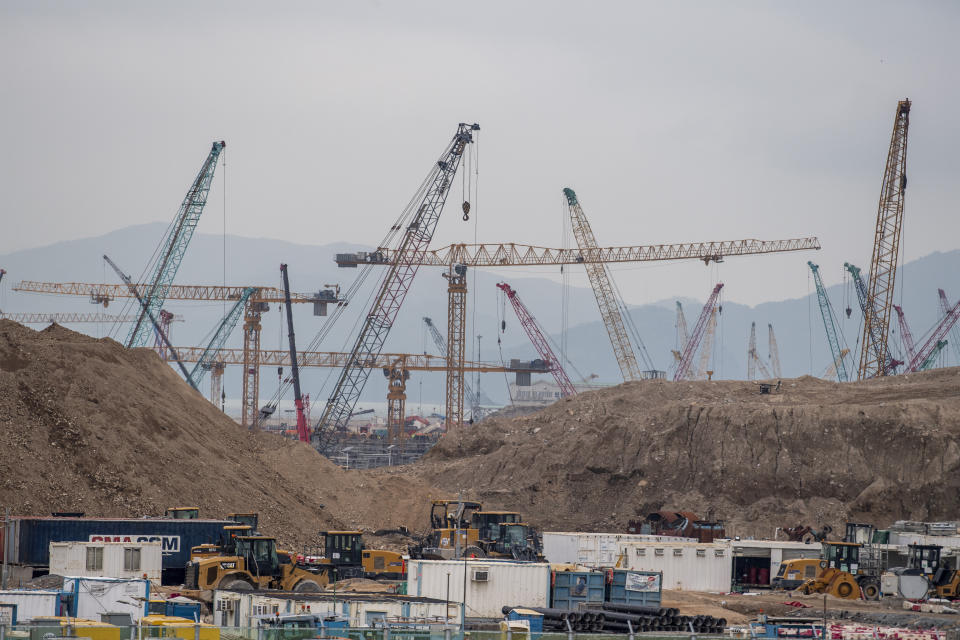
xmin=859 ymin=99 xmax=910 ymax=380
xmin=280 ymin=263 xmax=309 ymax=443
xmin=674 ymin=301 xmax=690 ymax=364
xmin=315 ymin=123 xmax=479 ymax=453
xmin=563 ymin=188 xmax=655 ymax=380
xmin=768 ymin=324 xmax=782 ymax=378
xmin=747 ymin=321 xmax=772 ymax=380
xmin=808 ymin=261 xmax=850 ymax=382
xmin=694 ymin=308 xmax=718 ymax=380
xmin=893 ymin=305 xmax=917 ymax=363
xmin=496 ymin=282 xmax=577 ymax=398
xmin=155 ymin=310 xmax=176 ymax=361
xmin=341 ymin=236 xmax=819 ymax=431
xmin=126 ymin=141 xmax=226 ymax=348
xmin=844 ymin=262 xmax=902 ymax=373
xmin=674 ymin=283 xmax=724 ymax=381
xmin=14 ymin=279 xmax=334 ymax=427
xmin=938 ymin=289 xmax=960 ymax=364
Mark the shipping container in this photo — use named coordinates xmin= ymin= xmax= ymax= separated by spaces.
xmin=212 ymin=590 xmax=457 ymax=628
xmin=50 ymin=541 xmax=162 ymax=581
xmin=0 ymin=590 xmax=64 ymax=622
xmin=542 ymin=532 xmax=696 ymax=567
xmin=3 ymin=516 xmax=232 ymax=584
xmin=550 ymin=571 xmax=604 ymax=609
xmin=607 ymin=569 xmax=661 ymax=606
xmin=407 ymin=559 xmax=550 ymax=618
xmin=63 ymin=577 xmax=149 ymax=622
xmin=619 ymin=541 xmax=732 ymax=592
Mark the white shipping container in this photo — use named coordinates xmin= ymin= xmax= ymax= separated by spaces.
xmin=63 ymin=577 xmax=149 ymax=622
xmin=50 ymin=541 xmax=162 ymax=580
xmin=212 ymin=590 xmax=458 ymax=628
xmin=543 ymin=532 xmax=697 ymax=567
xmin=407 ymin=559 xmax=551 ymax=618
xmin=619 ymin=542 xmax=732 ymax=591
xmin=0 ymin=590 xmax=62 ymax=623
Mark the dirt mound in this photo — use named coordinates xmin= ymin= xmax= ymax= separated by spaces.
xmin=0 ymin=319 xmax=436 ymax=549
xmin=406 ymin=370 xmax=960 ymax=537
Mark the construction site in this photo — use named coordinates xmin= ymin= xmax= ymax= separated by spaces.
xmin=4 ymin=1 xmax=960 ymax=630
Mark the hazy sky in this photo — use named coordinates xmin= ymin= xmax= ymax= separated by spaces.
xmin=2 ymin=1 xmax=958 ymax=306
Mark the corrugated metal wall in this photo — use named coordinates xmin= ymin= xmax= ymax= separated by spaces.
xmin=0 ymin=591 xmax=61 ymax=623
xmin=619 ymin=542 xmax=732 ymax=591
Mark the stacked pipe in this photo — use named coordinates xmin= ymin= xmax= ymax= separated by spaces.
xmin=502 ymin=605 xmax=727 ymax=635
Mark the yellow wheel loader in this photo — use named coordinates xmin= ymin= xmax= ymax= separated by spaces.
xmin=185 ymin=535 xmax=329 ymax=592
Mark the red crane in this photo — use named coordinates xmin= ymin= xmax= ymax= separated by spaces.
xmin=496 ymin=282 xmax=577 ymax=398
xmin=674 ymin=283 xmax=724 ymax=381
xmin=280 ymin=263 xmax=310 ymax=443
xmin=893 ymin=305 xmax=917 ymax=362
xmin=904 ymin=297 xmax=960 ymax=373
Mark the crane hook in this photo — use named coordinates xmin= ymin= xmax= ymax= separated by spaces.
xmin=462 ymin=201 xmax=471 ymax=221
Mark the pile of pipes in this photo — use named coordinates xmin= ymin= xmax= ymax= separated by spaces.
xmin=503 ymin=604 xmax=727 ymax=635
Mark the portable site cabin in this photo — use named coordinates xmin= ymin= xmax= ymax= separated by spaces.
xmin=0 ymin=590 xmax=65 ymax=623
xmin=542 ymin=532 xmax=696 ymax=567
xmin=212 ymin=590 xmax=458 ymax=628
xmin=62 ymin=577 xmax=150 ymax=622
xmin=50 ymin=541 xmax=162 ymax=580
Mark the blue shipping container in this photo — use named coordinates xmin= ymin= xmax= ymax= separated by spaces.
xmin=551 ymin=571 xmax=605 ymax=609
xmin=507 ymin=609 xmax=543 ymax=640
xmin=3 ymin=517 xmax=233 ymax=578
xmin=606 ymin=570 xmax=662 ymax=606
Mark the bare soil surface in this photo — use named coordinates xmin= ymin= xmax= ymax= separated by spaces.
xmin=4 ymin=319 xmax=960 ymax=548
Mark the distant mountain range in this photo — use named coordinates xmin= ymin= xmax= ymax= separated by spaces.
xmin=2 ymin=224 xmax=958 ymax=410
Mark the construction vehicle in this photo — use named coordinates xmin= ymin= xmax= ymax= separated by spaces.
xmin=779 ymin=523 xmax=881 ymax=599
xmin=472 ymin=517 xmax=542 ymax=560
xmin=675 ymin=284 xmax=724 ymax=381
xmin=413 ymin=499 xmax=541 ymax=560
xmin=627 ymin=511 xmax=726 ymax=543
xmin=166 ymin=507 xmax=200 ymax=520
xmin=185 ymin=535 xmax=329 ymax=592
xmin=312 ymin=530 xmax=405 ymax=580
xmin=189 ymin=524 xmax=253 ymax=561
xmin=904 ymin=544 xmax=960 ymax=598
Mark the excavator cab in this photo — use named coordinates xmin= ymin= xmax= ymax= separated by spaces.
xmin=227 ymin=513 xmax=259 ymax=533
xmin=494 ymin=523 xmax=542 ymax=560
xmin=321 ymin=531 xmax=364 ymax=567
xmin=472 ymin=511 xmax=521 ymax=542
xmin=908 ymin=544 xmax=960 ymax=597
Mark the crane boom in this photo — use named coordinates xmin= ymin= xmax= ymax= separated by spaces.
xmin=938 ymin=289 xmax=960 ymax=364
xmin=694 ymin=308 xmax=717 ymax=379
xmin=676 ymin=302 xmax=689 ymax=352
xmin=187 ymin=287 xmax=255 ymax=388
xmin=337 ymin=237 xmax=821 ymax=268
xmin=808 ymin=261 xmax=849 ymax=382
xmin=126 ymin=141 xmax=225 ymax=348
xmin=423 ymin=317 xmax=489 ymax=411
xmin=919 ymin=341 xmax=947 ymax=371
xmin=904 ymin=297 xmax=960 ymax=372
xmin=315 ymin=123 xmax=478 ymax=451
xmin=563 ymin=188 xmax=643 ymax=381
xmin=102 ymin=254 xmax=196 ymax=390
xmin=0 ymin=312 xmax=184 ymax=324
xmin=822 ymin=348 xmax=851 ymax=381
xmin=496 ymin=282 xmax=577 ymax=398
xmin=893 ymin=305 xmax=917 ymax=362
xmin=859 ymin=99 xmax=910 ymax=379
xmin=768 ymin=324 xmax=782 ymax=378
xmin=280 ymin=264 xmax=309 ymax=443
xmin=845 ymin=262 xmax=901 ymax=373
xmin=674 ymin=283 xmax=723 ymax=381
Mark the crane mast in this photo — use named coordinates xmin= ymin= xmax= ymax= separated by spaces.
xmin=563 ymin=188 xmax=644 ymax=381
xmin=694 ymin=308 xmax=717 ymax=380
xmin=676 ymin=302 xmax=689 ymax=353
xmin=747 ymin=322 xmax=772 ymax=379
xmin=127 ymin=141 xmax=225 ymax=348
xmin=893 ymin=305 xmax=917 ymax=363
xmin=808 ymin=261 xmax=849 ymax=382
xmin=674 ymin=283 xmax=723 ymax=381
xmin=822 ymin=348 xmax=851 ymax=381
xmin=845 ymin=262 xmax=901 ymax=373
xmin=315 ymin=123 xmax=478 ymax=451
xmin=280 ymin=264 xmax=309 ymax=443
xmin=496 ymin=282 xmax=577 ymax=398
xmin=859 ymin=99 xmax=910 ymax=379
xmin=904 ymin=297 xmax=960 ymax=373
xmin=187 ymin=287 xmax=255 ymax=389
xmin=423 ymin=317 xmax=489 ymax=415
xmin=938 ymin=289 xmax=960 ymax=364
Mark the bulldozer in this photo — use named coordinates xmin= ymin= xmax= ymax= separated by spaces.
xmin=185 ymin=535 xmax=329 ymax=592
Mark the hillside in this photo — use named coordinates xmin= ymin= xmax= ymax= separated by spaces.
xmin=0 ymin=319 xmax=435 ymax=548
xmin=409 ymin=367 xmax=960 ymax=537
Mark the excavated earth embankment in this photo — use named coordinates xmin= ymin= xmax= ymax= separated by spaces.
xmin=3 ymin=319 xmax=960 ymax=542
